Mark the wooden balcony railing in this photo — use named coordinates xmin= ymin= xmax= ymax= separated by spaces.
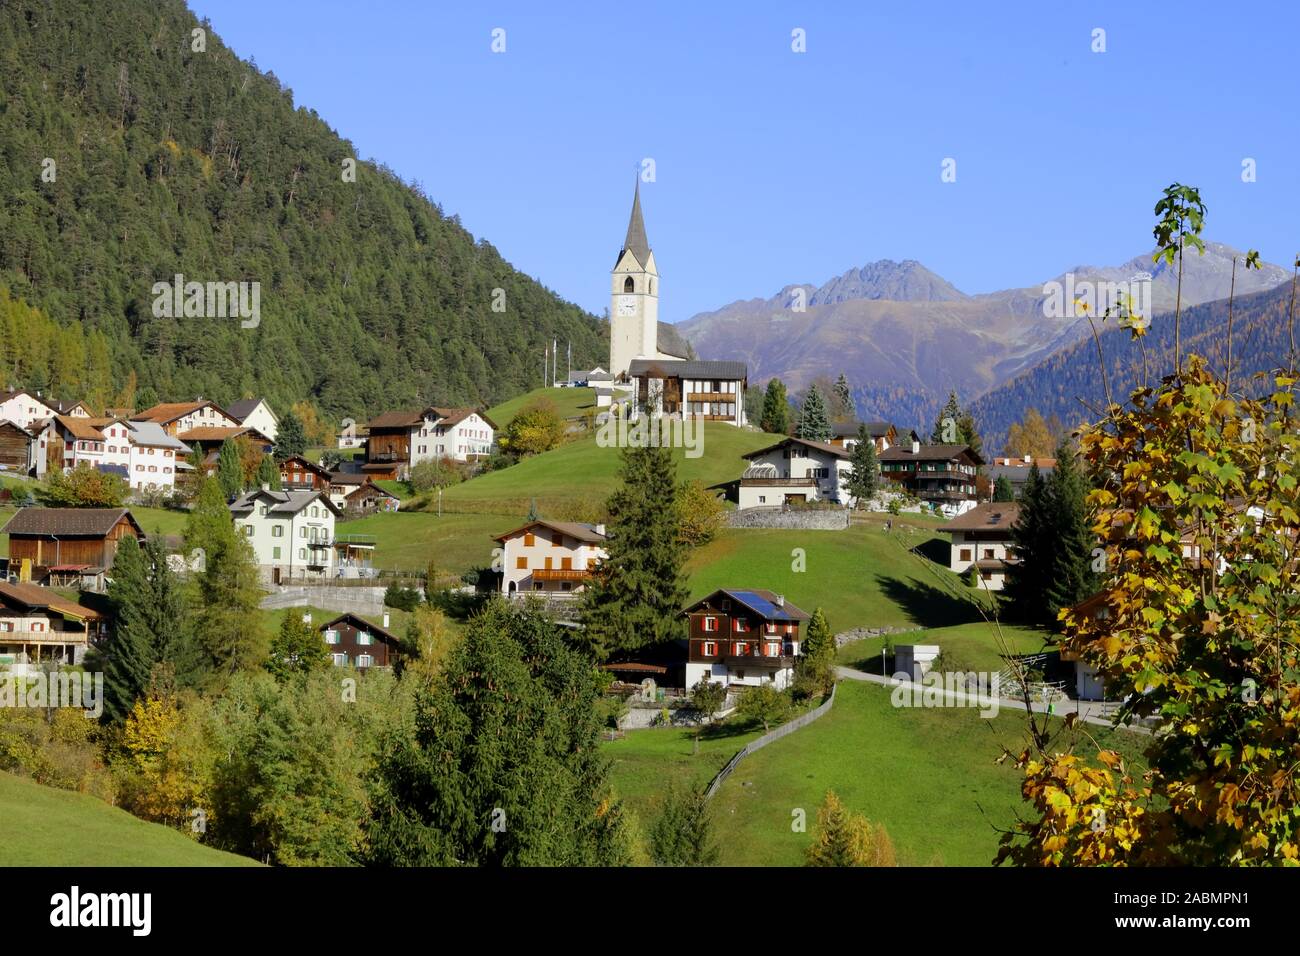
xmin=532 ymin=568 xmax=593 ymax=583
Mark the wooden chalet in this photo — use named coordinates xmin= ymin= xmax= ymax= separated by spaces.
xmin=0 ymin=508 xmax=144 ymax=589
xmin=682 ymin=588 xmax=810 ymax=690
xmin=0 ymin=581 xmax=103 ymax=670
xmin=0 ymin=419 xmax=33 ymax=474
xmin=318 ymin=612 xmax=401 ymax=669
xmin=280 ymin=454 xmax=332 ymax=492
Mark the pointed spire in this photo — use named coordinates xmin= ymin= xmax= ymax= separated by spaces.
xmin=621 ymin=175 xmax=651 ymax=267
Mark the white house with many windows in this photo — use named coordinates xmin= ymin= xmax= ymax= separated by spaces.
xmin=492 ymin=519 xmax=608 ymax=598
xmin=226 ymin=397 xmax=280 ymax=443
xmin=737 ymin=436 xmax=854 ymax=508
xmin=229 ymin=489 xmax=342 ymax=583
xmin=49 ymin=415 xmax=190 ymax=492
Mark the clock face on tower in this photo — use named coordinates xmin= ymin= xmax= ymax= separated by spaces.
xmin=617 ymin=295 xmax=637 ymax=316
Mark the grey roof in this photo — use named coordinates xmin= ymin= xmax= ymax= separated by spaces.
xmin=743 ymin=435 xmax=850 ymax=461
xmin=656 ymin=322 xmax=693 ymax=360
xmin=627 ymin=358 xmax=747 ymax=380
xmin=226 ymin=397 xmax=271 ymax=422
xmin=879 ymin=443 xmax=984 ymax=466
xmin=229 ymin=489 xmax=341 ymax=517
xmin=988 ymin=463 xmax=1055 ymax=483
xmin=126 ymin=419 xmax=190 ymax=452
xmin=0 ymin=507 xmax=142 ymax=538
xmin=620 ymin=179 xmax=651 ymax=267
xmin=832 ymin=420 xmax=893 ymax=439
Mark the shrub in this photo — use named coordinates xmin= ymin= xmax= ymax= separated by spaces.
xmin=383 ymin=584 xmax=421 ymax=612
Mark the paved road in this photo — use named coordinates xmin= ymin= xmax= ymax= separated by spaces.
xmin=836 ymin=666 xmax=1150 ymax=733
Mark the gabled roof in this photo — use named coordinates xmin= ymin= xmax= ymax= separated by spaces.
xmin=229 ymin=488 xmax=342 ymax=518
xmin=125 ymin=420 xmax=190 ymax=451
xmin=279 ymin=455 xmax=332 ymax=480
xmin=319 ymin=612 xmax=398 ymax=645
xmin=683 ymin=588 xmax=810 ymax=623
xmin=941 ymin=502 xmax=1021 ymax=533
xmin=132 ymin=400 xmax=235 ymax=426
xmin=0 ymin=581 xmax=102 ymax=620
xmin=492 ymin=519 xmax=607 ymax=545
xmin=345 ymin=481 xmax=398 ymax=501
xmin=53 ymin=414 xmax=107 ymax=442
xmin=327 ymin=471 xmax=369 ymax=486
xmin=48 ymin=399 xmax=91 ymax=415
xmin=655 ymin=322 xmax=693 ymax=360
xmin=743 ymin=435 xmax=850 ymax=461
xmin=430 ymin=406 xmax=498 ymax=431
xmin=0 ymin=507 xmax=142 ymax=538
xmin=226 ymin=397 xmax=275 ymax=423
xmin=178 ymin=425 xmax=272 ymax=444
xmin=366 ymin=409 xmax=425 ymax=430
xmin=879 ymin=443 xmax=983 ymax=466
xmin=831 ymin=420 xmax=894 ymax=439
xmin=627 ymin=358 xmax=747 ymax=380
xmin=0 ymin=418 xmax=33 ymax=437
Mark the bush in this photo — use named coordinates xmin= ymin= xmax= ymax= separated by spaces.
xmin=383 ymin=584 xmax=421 ymax=612
xmin=498 ymin=400 xmax=567 ymax=457
xmin=38 ymin=464 xmax=128 ymax=508
xmin=409 ymin=458 xmax=463 ymax=493
xmin=677 ymin=480 xmax=727 ymax=547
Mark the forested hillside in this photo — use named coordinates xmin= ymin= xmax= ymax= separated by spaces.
xmin=0 ymin=0 xmax=605 ymax=417
xmin=970 ymin=278 xmax=1297 ymax=454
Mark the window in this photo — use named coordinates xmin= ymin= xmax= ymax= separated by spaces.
xmin=272 ymin=525 xmax=284 ymax=538
xmin=959 ymin=548 xmax=972 ymax=561
xmin=357 ymin=654 xmax=373 ymax=668
xmin=758 ymin=495 xmax=766 ymax=503
xmin=300 ymin=527 xmax=307 ymax=538
xmin=766 ymin=642 xmax=781 ymax=656
xmin=524 ymin=533 xmax=535 ymax=547
xmin=516 ymin=556 xmax=527 ymax=569
xmin=272 ymin=547 xmax=281 ymax=560
xmin=734 ymin=618 xmax=748 ymax=632
xmin=623 ymin=275 xmax=634 ymax=293
xmin=324 ymin=630 xmax=339 ymax=644
xmin=703 ymin=641 xmax=716 ymax=656
xmin=243 ymin=525 xmax=254 ymax=536
xmin=299 ymin=548 xmax=306 ymax=560
xmin=703 ymin=616 xmax=717 ymax=632
xmin=734 ymin=642 xmax=748 ymax=656
xmin=332 ymin=653 xmax=348 ymax=666
xmin=358 ymin=632 xmax=372 ymax=645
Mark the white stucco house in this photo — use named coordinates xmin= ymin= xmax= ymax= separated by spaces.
xmin=941 ymin=501 xmax=1020 ymax=591
xmin=229 ymin=488 xmax=342 ymax=584
xmin=492 ymin=519 xmax=608 ymax=598
xmin=737 ymin=436 xmax=854 ymax=509
xmin=227 ymin=397 xmax=280 ymax=443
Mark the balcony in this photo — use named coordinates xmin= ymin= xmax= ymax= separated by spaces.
xmin=686 ymin=391 xmax=734 ymax=403
xmin=532 ymin=568 xmax=593 ymax=583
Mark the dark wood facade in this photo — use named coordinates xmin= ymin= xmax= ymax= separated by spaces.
xmin=684 ymin=592 xmax=802 ymax=671
xmin=280 ymin=455 xmax=331 ymax=491
xmin=4 ymin=510 xmax=143 ymax=573
xmin=0 ymin=420 xmax=31 ymax=474
xmin=319 ymin=613 xmax=401 ymax=669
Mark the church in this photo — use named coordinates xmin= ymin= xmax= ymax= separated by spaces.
xmin=610 ymin=180 xmax=748 ymax=426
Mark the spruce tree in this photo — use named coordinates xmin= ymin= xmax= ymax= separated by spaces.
xmin=993 ymin=475 xmax=1015 ymax=502
xmin=1003 ymin=463 xmax=1052 ymax=625
xmin=217 ymin=439 xmax=243 ymax=499
xmin=650 ymin=782 xmax=720 ymax=866
xmin=931 ymin=391 xmax=962 ymax=442
xmin=797 ymin=384 xmax=832 ymax=442
xmin=846 ymin=425 xmax=878 ymax=506
xmin=266 ymin=610 xmax=329 ymax=681
xmin=255 ymin=454 xmax=280 ymax=490
xmin=759 ymin=378 xmax=790 ymax=435
xmin=832 ymin=373 xmax=854 ymax=422
xmin=1043 ymin=440 xmax=1097 ymax=618
xmin=276 ymin=410 xmax=307 ymax=460
xmin=100 ymin=537 xmax=156 ymax=724
xmin=580 ymin=444 xmax=689 ymax=660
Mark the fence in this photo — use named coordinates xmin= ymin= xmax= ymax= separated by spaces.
xmin=704 ymin=683 xmax=838 ymax=799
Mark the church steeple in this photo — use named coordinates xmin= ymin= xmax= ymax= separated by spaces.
xmin=621 ymin=177 xmax=651 ymax=267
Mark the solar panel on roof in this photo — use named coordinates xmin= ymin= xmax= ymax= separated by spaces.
xmin=728 ymin=589 xmax=795 ymax=621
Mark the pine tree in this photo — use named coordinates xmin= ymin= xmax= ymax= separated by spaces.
xmin=931 ymin=391 xmax=962 ymax=442
xmin=100 ymin=538 xmax=156 ymax=724
xmin=266 ymin=610 xmax=329 ymax=681
xmin=832 ymin=373 xmax=854 ymax=423
xmin=650 ymin=782 xmax=720 ymax=866
xmin=184 ymin=478 xmax=235 ymax=562
xmin=846 ymin=425 xmax=878 ymax=505
xmin=993 ymin=475 xmax=1015 ymax=502
xmin=1043 ymin=440 xmax=1097 ymax=618
xmin=797 ymin=384 xmax=831 ymax=442
xmin=276 ymin=410 xmax=307 ymax=461
xmin=1003 ymin=463 xmax=1051 ymax=625
xmin=217 ymin=439 xmax=243 ymax=499
xmin=795 ymin=606 xmax=837 ymax=697
xmin=255 ymin=454 xmax=280 ymax=490
xmin=759 ymin=378 xmax=789 ymax=434
xmin=805 ymin=790 xmax=896 ymax=867
xmin=580 ymin=444 xmax=689 ymax=660
xmin=366 ymin=600 xmax=632 ymax=866
xmin=193 ymin=529 xmax=265 ymax=682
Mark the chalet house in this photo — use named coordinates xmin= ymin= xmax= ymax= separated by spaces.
xmin=942 ymin=502 xmax=1020 ymax=590
xmin=326 ymin=471 xmax=368 ymax=509
xmin=0 ymin=508 xmax=144 ymax=590
xmin=829 ymin=421 xmax=906 ymax=454
xmin=131 ymin=400 xmax=240 ymax=437
xmin=280 ymin=455 xmax=332 ymax=492
xmin=738 ymin=436 xmax=853 ymax=508
xmin=48 ymin=416 xmax=190 ymax=492
xmin=229 ymin=489 xmax=342 ymax=584
xmin=986 ymin=456 xmax=1056 ymax=496
xmin=0 ymin=581 xmax=103 ymax=673
xmin=0 ymin=420 xmax=35 ymax=475
xmin=344 ymin=481 xmax=400 ymax=514
xmin=493 ymin=519 xmax=608 ymax=598
xmin=627 ymin=359 xmax=748 ymax=425
xmin=683 ymin=589 xmax=810 ymax=691
xmin=319 ymin=612 xmax=401 ymax=669
xmin=0 ymin=390 xmax=57 ymax=431
xmin=878 ymin=440 xmax=982 ymax=516
xmin=226 ymin=397 xmax=280 ymax=443
xmin=364 ymin=406 xmax=496 ymax=479
xmin=123 ymin=421 xmax=190 ymax=492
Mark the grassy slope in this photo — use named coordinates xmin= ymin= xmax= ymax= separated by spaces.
xmin=487 ymin=386 xmax=596 ymax=427
xmin=0 ymin=771 xmax=258 ymax=866
xmin=686 ymin=522 xmax=982 ymax=636
xmin=709 ymin=680 xmax=1146 ymax=867
xmin=442 ymin=422 xmax=772 ymax=508
xmin=337 ymin=511 xmax=518 ymax=573
xmin=836 ymin=622 xmax=1052 ymax=674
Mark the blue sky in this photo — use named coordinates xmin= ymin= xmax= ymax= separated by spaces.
xmin=190 ymin=0 xmax=1300 ymax=323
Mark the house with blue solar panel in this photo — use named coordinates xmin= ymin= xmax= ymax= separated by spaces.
xmin=683 ymin=588 xmax=811 ymax=690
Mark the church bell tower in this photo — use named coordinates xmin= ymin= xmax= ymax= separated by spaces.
xmin=609 ymin=178 xmax=659 ymax=380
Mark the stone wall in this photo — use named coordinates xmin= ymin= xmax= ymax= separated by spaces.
xmin=833 ymin=625 xmax=924 ymax=649
xmin=728 ymin=508 xmax=850 ymax=531
xmin=259 ymin=585 xmax=391 ymax=617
